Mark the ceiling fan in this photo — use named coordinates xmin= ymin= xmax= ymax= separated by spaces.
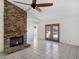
xmin=13 ymin=0 xmax=53 ymax=12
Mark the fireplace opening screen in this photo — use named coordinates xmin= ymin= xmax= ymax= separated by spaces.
xmin=10 ymin=36 xmax=24 ymax=47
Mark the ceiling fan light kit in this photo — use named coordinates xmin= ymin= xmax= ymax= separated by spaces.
xmin=31 ymin=3 xmax=36 ymax=9
xmin=13 ymin=0 xmax=53 ymax=12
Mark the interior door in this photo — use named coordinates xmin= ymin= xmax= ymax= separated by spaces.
xmin=45 ymin=24 xmax=59 ymax=42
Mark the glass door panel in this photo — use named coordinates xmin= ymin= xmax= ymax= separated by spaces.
xmin=45 ymin=25 xmax=51 ymax=40
xmin=52 ymin=24 xmax=59 ymax=41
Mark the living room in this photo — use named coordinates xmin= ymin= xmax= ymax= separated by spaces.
xmin=0 ymin=0 xmax=79 ymax=59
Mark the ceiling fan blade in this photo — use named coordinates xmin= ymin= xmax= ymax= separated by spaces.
xmin=37 ymin=3 xmax=53 ymax=7
xmin=13 ymin=1 xmax=31 ymax=5
xmin=32 ymin=0 xmax=36 ymax=4
xmin=35 ymin=7 xmax=42 ymax=12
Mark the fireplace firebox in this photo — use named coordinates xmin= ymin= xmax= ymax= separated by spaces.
xmin=10 ymin=36 xmax=24 ymax=47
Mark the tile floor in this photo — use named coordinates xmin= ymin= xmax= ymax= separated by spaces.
xmin=0 ymin=39 xmax=79 ymax=59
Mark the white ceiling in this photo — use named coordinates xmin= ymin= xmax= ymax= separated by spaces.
xmin=7 ymin=0 xmax=79 ymax=22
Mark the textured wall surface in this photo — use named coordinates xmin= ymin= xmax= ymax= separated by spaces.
xmin=4 ymin=0 xmax=27 ymax=53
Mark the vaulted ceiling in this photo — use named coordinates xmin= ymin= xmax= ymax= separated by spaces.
xmin=7 ymin=0 xmax=79 ymax=23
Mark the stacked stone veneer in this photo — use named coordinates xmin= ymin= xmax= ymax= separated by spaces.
xmin=4 ymin=0 xmax=29 ymax=53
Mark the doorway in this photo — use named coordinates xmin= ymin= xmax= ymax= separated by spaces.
xmin=45 ymin=24 xmax=60 ymax=42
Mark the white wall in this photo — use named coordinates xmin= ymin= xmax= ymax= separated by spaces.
xmin=38 ymin=17 xmax=79 ymax=46
xmin=0 ymin=0 xmax=4 ymax=52
xmin=27 ymin=18 xmax=38 ymax=43
xmin=60 ymin=17 xmax=79 ymax=46
xmin=27 ymin=18 xmax=34 ymax=42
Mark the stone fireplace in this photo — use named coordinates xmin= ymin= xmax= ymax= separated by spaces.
xmin=4 ymin=0 xmax=30 ymax=53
